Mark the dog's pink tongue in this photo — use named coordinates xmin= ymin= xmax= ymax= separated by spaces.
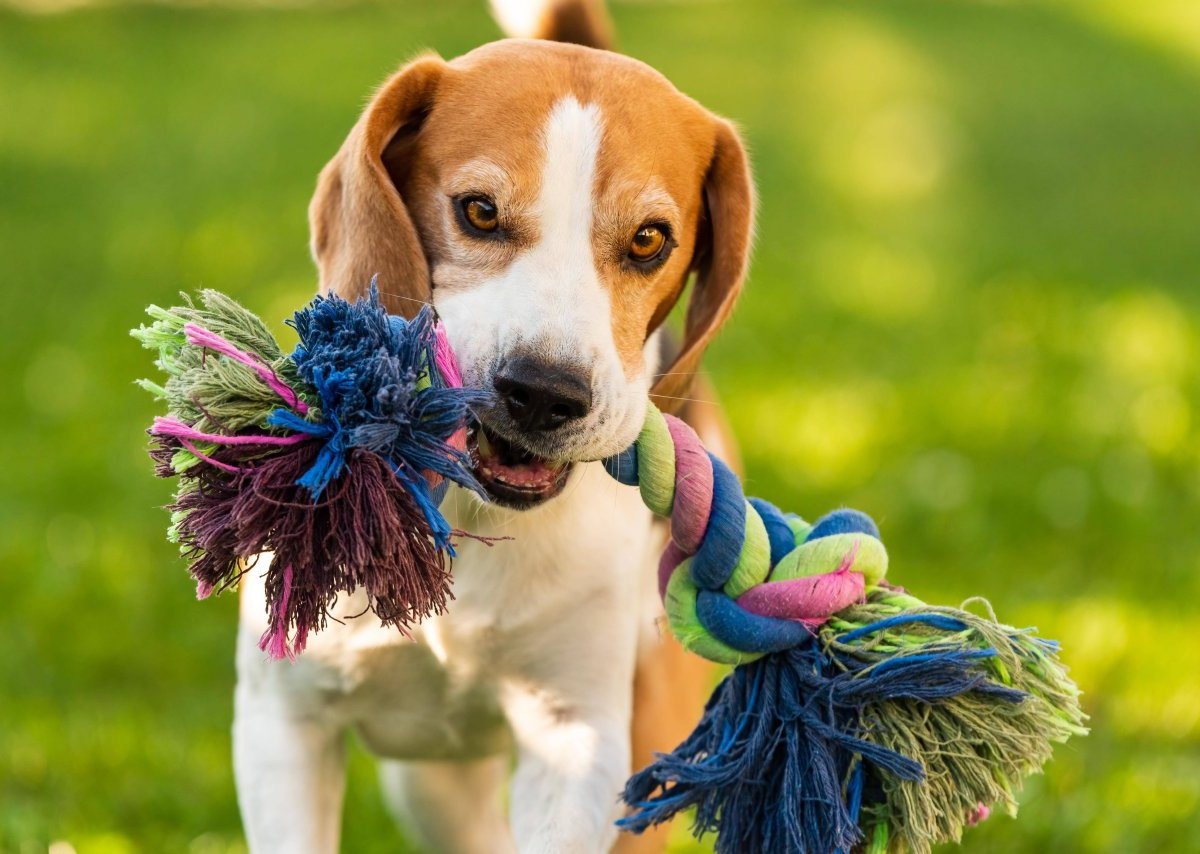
xmin=476 ymin=430 xmax=562 ymax=488
xmin=482 ymin=458 xmax=559 ymax=487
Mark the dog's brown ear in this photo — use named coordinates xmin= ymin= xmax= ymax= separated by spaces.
xmin=309 ymin=54 xmax=446 ymax=315
xmin=651 ymin=119 xmax=755 ymax=411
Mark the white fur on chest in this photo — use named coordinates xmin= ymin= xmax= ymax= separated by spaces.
xmin=236 ymin=460 xmax=658 ymax=762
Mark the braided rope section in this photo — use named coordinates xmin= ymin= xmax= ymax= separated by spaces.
xmin=604 ymin=403 xmax=887 ymax=665
xmin=603 ymin=402 xmax=1086 ymax=854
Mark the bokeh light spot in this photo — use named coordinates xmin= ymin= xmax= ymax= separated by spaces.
xmin=1132 ymin=384 xmax=1191 ymax=455
xmin=1095 ymin=291 xmax=1192 ymax=385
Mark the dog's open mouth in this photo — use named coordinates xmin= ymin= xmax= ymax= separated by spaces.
xmin=468 ymin=423 xmax=572 ymax=508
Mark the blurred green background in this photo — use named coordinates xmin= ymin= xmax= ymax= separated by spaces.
xmin=3 ymin=0 xmax=1199 ymax=851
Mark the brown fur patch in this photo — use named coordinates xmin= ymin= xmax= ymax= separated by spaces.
xmin=533 ymin=0 xmax=615 ymax=50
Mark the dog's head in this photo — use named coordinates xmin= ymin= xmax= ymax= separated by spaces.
xmin=310 ymin=40 xmax=753 ymax=508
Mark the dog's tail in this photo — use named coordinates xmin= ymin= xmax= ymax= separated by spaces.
xmin=490 ymin=0 xmax=614 ymax=50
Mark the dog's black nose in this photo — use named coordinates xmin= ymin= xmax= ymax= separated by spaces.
xmin=494 ymin=357 xmax=592 ymax=433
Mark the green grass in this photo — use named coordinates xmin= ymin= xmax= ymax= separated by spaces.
xmin=2 ymin=0 xmax=1199 ymax=851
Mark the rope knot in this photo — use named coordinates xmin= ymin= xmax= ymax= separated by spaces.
xmin=607 ymin=405 xmax=889 ymax=665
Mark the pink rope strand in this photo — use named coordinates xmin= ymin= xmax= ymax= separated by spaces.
xmin=184 ymin=323 xmax=309 ymax=414
xmin=434 ymin=324 xmax=463 ymax=389
xmin=178 ymin=438 xmax=244 ymax=473
xmin=151 ymin=416 xmax=310 ymax=446
xmin=258 ymin=563 xmax=296 ymax=661
xmin=736 ymin=541 xmax=865 ymax=624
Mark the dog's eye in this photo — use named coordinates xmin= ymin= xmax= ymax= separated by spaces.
xmin=628 ymin=224 xmax=668 ymax=263
xmin=458 ymin=195 xmax=500 ymax=235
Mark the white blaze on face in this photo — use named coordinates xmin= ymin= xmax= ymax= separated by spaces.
xmin=434 ymin=96 xmax=650 ymax=461
xmin=533 ymin=98 xmax=604 ymax=324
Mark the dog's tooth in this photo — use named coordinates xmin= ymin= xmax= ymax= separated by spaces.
xmin=476 ymin=429 xmax=493 ymax=458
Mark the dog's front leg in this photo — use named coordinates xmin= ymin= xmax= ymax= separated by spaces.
xmin=233 ymin=631 xmax=347 ymax=853
xmin=502 ymin=604 xmax=638 ymax=853
xmin=506 ymin=686 xmax=631 ymax=852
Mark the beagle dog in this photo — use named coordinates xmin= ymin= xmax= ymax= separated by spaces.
xmin=233 ymin=1 xmax=754 ymax=851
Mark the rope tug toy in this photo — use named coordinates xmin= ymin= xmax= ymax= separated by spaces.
xmin=135 ymin=287 xmax=1086 ymax=854
xmin=133 ymin=288 xmax=487 ymax=658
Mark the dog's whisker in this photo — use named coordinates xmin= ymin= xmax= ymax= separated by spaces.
xmin=373 ymin=289 xmax=435 ymax=309
xmin=648 ymin=393 xmax=717 ymax=405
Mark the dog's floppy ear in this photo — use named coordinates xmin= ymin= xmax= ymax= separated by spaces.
xmin=651 ymin=119 xmax=755 ymax=410
xmin=308 ymin=54 xmax=446 ymax=314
